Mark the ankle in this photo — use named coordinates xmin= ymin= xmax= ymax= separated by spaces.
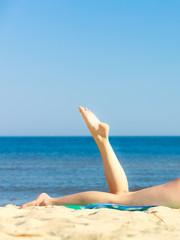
xmin=43 ymin=197 xmax=53 ymax=206
xmin=95 ymin=136 xmax=109 ymax=146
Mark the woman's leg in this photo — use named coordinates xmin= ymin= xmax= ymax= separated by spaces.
xmin=21 ymin=107 xmax=180 ymax=209
xmin=21 ymin=106 xmax=129 ymax=208
xmin=78 ymin=107 xmax=180 ymax=208
xmin=117 ymin=177 xmax=180 ymax=208
xmin=21 ymin=178 xmax=180 ymax=208
xmin=79 ymin=106 xmax=129 ymax=194
xmin=20 ymin=191 xmax=121 ymax=208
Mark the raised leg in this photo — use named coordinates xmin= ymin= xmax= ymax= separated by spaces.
xmin=79 ymin=106 xmax=129 ymax=194
xmin=21 ymin=107 xmax=180 ymax=209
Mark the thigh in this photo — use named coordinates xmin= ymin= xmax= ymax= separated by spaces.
xmin=117 ymin=177 xmax=180 ymax=208
xmin=162 ymin=177 xmax=180 ymax=208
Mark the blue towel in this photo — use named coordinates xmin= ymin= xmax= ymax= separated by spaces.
xmin=65 ymin=203 xmax=158 ymax=211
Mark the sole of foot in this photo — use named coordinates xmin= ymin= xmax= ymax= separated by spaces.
xmin=79 ymin=106 xmax=109 ymax=143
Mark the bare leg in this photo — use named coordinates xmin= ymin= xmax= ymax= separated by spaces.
xmin=79 ymin=106 xmax=129 ymax=194
xmin=116 ymin=177 xmax=180 ymax=209
xmin=21 ymin=106 xmax=129 ymax=208
xmin=21 ymin=178 xmax=180 ymax=208
xmin=21 ymin=107 xmax=180 ymax=209
xmin=20 ymin=191 xmax=121 ymax=208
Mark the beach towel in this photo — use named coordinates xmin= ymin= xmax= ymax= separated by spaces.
xmin=64 ymin=203 xmax=157 ymax=211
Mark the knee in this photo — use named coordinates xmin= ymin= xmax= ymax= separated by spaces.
xmin=175 ymin=177 xmax=180 ymax=186
xmin=112 ymin=190 xmax=129 ymax=195
xmin=165 ymin=178 xmax=180 ymax=208
xmin=113 ymin=191 xmax=129 ymax=199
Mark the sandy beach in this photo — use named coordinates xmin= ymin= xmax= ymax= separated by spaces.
xmin=0 ymin=205 xmax=179 ymax=240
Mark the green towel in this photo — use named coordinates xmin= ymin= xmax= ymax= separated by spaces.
xmin=64 ymin=205 xmax=84 ymax=210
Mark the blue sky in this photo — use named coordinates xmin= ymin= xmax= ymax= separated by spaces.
xmin=0 ymin=0 xmax=180 ymax=136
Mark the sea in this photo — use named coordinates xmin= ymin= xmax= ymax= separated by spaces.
xmin=0 ymin=137 xmax=179 ymax=207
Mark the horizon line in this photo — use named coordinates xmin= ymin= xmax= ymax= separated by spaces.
xmin=0 ymin=135 xmax=180 ymax=137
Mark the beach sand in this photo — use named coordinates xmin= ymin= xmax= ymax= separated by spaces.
xmin=0 ymin=205 xmax=180 ymax=240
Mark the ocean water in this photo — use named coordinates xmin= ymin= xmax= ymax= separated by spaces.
xmin=0 ymin=137 xmax=179 ymax=206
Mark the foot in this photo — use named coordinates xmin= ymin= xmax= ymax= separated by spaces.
xmin=20 ymin=193 xmax=52 ymax=208
xmin=79 ymin=106 xmax=109 ymax=143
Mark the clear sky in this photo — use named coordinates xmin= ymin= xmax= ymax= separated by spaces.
xmin=0 ymin=0 xmax=180 ymax=136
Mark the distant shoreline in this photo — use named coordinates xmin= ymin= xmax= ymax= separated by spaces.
xmin=0 ymin=136 xmax=180 ymax=138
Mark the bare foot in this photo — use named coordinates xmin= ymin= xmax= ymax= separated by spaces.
xmin=79 ymin=106 xmax=109 ymax=143
xmin=20 ymin=193 xmax=52 ymax=208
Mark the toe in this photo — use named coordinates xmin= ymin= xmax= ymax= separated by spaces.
xmin=79 ymin=106 xmax=85 ymax=113
xmin=79 ymin=106 xmax=88 ymax=118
